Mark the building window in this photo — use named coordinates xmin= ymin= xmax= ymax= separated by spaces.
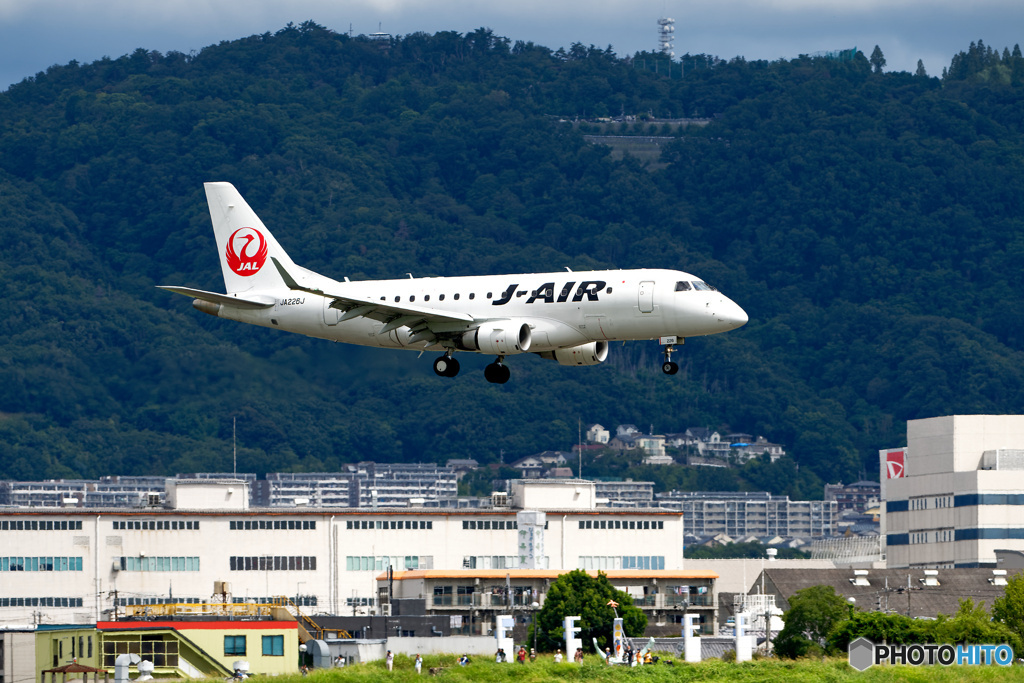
xmin=1 ymin=557 xmax=83 ymax=572
xmin=116 ymin=556 xmax=198 ymax=572
xmin=229 ymin=556 xmax=316 ymax=571
xmin=224 ymin=635 xmax=246 ymax=656
xmin=346 ymin=555 xmax=431 ymax=571
xmin=262 ymin=635 xmax=284 ymax=656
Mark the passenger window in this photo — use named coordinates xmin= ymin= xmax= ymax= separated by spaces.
xmin=675 ymin=281 xmax=691 ymax=292
xmin=395 ymin=296 xmax=401 ymax=302
xmin=469 ymin=293 xmax=475 ymax=300
xmin=439 ymin=294 xmax=445 ymax=301
xmin=410 ymin=296 xmax=416 ymax=302
xmin=454 ymin=293 xmax=460 ymax=300
xmin=606 ymin=287 xmax=613 ymax=294
xmin=486 ymin=292 xmax=492 ymax=299
xmin=424 ymin=295 xmax=430 ymax=302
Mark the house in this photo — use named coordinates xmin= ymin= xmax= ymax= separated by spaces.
xmin=546 ymin=467 xmax=575 ymax=479
xmin=445 ymin=459 xmax=479 ymax=481
xmin=508 ymin=451 xmax=569 ymax=478
xmin=609 ymin=433 xmax=667 ymax=459
xmin=824 ymin=480 xmax=880 ymax=514
xmin=675 ymin=428 xmax=731 ymax=458
xmin=608 ymin=433 xmax=640 ymax=451
xmin=616 ymin=424 xmax=640 ymax=438
xmin=585 ymin=424 xmax=610 ymax=444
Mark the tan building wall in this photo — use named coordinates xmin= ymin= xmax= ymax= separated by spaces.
xmin=883 ymin=415 xmax=1024 ymax=568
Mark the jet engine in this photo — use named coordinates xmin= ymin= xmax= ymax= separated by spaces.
xmin=537 ymin=341 xmax=609 ymax=366
xmin=458 ymin=321 xmax=532 ymax=355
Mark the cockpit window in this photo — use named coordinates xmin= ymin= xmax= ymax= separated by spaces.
xmin=692 ymin=281 xmax=712 ymax=291
xmin=674 ymin=281 xmax=691 ymax=292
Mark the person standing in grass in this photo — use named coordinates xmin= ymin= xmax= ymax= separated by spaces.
xmin=553 ymin=649 xmax=563 ymax=663
xmin=414 ymin=654 xmax=422 ymax=675
xmin=386 ymin=650 xmax=394 ymax=671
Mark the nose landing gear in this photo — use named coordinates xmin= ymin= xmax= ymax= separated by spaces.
xmin=660 ymin=336 xmax=680 ymax=375
xmin=484 ymin=356 xmax=511 ymax=384
xmin=433 ymin=352 xmax=460 ymax=378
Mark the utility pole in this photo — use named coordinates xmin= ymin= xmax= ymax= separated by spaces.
xmin=578 ymin=418 xmax=583 ymax=478
xmin=108 ymin=588 xmax=119 ymax=620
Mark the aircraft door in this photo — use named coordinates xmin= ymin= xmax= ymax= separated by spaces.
xmin=323 ymin=298 xmax=340 ymax=325
xmin=638 ymin=281 xmax=655 ymax=313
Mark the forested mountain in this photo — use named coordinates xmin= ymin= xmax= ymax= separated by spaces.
xmin=1 ymin=23 xmax=1023 ymax=494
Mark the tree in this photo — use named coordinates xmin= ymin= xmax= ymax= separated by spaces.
xmin=916 ymin=60 xmax=928 ymax=78
xmin=532 ymin=569 xmax=646 ymax=652
xmin=774 ymin=585 xmax=848 ymax=658
xmin=933 ymin=598 xmax=1023 ymax=654
xmin=993 ymin=571 xmax=1024 ymax=646
xmin=827 ymin=611 xmax=932 ymax=652
xmin=869 ymin=45 xmax=886 ymax=73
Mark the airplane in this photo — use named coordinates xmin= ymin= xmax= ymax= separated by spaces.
xmin=159 ymin=183 xmax=748 ymax=384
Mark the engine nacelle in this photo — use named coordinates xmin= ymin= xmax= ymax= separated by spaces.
xmin=459 ymin=321 xmax=532 ymax=355
xmin=537 ymin=341 xmax=609 ymax=366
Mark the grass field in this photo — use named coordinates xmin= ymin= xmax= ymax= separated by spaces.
xmin=283 ymin=654 xmax=1023 ymax=682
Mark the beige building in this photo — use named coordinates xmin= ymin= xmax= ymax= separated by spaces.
xmin=882 ymin=415 xmax=1024 ymax=568
xmin=378 ymin=568 xmax=719 ymax=635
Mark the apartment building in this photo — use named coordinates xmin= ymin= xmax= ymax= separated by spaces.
xmin=655 ymin=491 xmax=835 ymax=538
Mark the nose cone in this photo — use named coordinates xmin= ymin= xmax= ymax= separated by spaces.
xmin=717 ymin=298 xmax=748 ymax=330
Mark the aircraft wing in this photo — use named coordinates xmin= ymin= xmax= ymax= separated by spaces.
xmin=271 ymin=258 xmax=476 ymax=343
xmin=157 ymin=286 xmax=276 ymax=309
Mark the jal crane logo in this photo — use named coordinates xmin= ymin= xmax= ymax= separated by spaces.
xmin=225 ymin=227 xmax=268 ymax=276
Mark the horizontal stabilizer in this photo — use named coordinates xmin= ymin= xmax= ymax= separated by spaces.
xmin=157 ymin=286 xmax=276 ymax=309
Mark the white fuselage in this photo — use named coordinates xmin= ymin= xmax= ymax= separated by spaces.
xmin=217 ymin=268 xmax=747 ymax=354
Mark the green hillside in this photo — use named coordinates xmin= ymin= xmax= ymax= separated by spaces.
xmin=1 ymin=26 xmax=1022 ymax=487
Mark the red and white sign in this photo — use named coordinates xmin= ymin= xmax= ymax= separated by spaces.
xmin=885 ymin=449 xmax=905 ymax=479
xmin=225 ymin=227 xmax=268 ymax=276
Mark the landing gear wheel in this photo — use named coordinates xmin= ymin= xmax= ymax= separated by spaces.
xmin=433 ymin=355 xmax=460 ymax=378
xmin=484 ymin=362 xmax=511 ymax=384
xmin=660 ymin=339 xmax=681 ymax=376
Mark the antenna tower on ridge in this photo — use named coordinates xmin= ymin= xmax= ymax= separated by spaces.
xmin=657 ymin=16 xmax=675 ymax=57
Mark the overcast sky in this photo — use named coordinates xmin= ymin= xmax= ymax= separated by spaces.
xmin=1 ymin=1 xmax=1022 ymax=91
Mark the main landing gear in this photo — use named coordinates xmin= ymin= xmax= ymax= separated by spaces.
xmin=484 ymin=357 xmax=511 ymax=384
xmin=434 ymin=352 xmax=511 ymax=383
xmin=433 ymin=352 xmax=460 ymax=378
xmin=661 ymin=337 xmax=680 ymax=375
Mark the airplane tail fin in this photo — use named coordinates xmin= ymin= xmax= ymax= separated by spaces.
xmin=205 ymin=182 xmax=298 ymax=294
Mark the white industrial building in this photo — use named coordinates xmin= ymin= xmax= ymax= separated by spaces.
xmin=882 ymin=415 xmax=1024 ymax=569
xmin=0 ymin=479 xmax=686 ymax=627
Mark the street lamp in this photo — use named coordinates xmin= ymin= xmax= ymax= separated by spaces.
xmin=847 ymin=597 xmax=856 ymax=619
xmin=531 ymin=601 xmax=540 ymax=654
